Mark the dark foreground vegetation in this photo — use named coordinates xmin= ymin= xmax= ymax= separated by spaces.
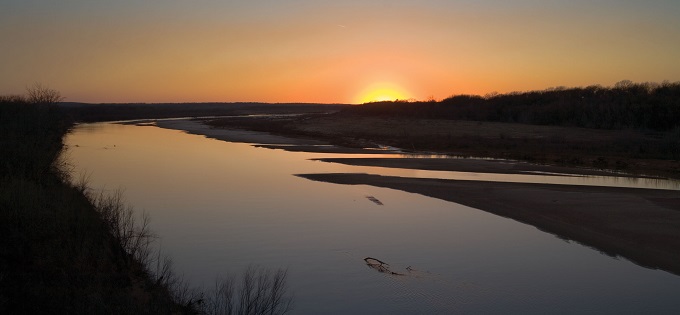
xmin=1 ymin=87 xmax=292 ymax=314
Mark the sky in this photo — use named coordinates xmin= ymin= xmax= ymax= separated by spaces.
xmin=1 ymin=0 xmax=680 ymax=103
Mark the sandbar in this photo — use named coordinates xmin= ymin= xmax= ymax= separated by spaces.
xmin=314 ymin=157 xmax=643 ymax=177
xmin=152 ymin=118 xmax=680 ymax=276
xmin=297 ymin=173 xmax=680 ymax=276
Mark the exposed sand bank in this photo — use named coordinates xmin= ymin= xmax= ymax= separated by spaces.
xmin=254 ymin=145 xmax=394 ymax=154
xmin=152 ymin=118 xmax=680 ymax=276
xmin=297 ymin=173 xmax=680 ymax=276
xmin=155 ymin=119 xmax=397 ymax=154
xmin=155 ymin=119 xmax=326 ymax=145
xmin=314 ymin=157 xmax=644 ymax=177
xmin=155 ymin=119 xmax=661 ymax=176
xmin=205 ymin=114 xmax=680 ymax=179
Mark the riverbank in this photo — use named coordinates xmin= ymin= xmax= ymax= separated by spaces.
xmin=204 ymin=113 xmax=680 ymax=179
xmin=298 ymin=173 xmax=680 ymax=276
xmin=153 ymin=118 xmax=680 ymax=277
xmin=0 ymin=98 xmax=188 ymax=313
xmin=157 ymin=117 xmax=679 ymax=179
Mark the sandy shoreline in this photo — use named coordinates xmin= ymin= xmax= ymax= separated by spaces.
xmin=151 ymin=118 xmax=680 ymax=276
xmin=155 ymin=119 xmax=396 ymax=154
xmin=155 ymin=119 xmax=657 ymax=177
xmin=155 ymin=119 xmax=326 ymax=145
xmin=205 ymin=113 xmax=680 ymax=179
xmin=298 ymin=173 xmax=680 ymax=276
xmin=314 ymin=157 xmax=648 ymax=177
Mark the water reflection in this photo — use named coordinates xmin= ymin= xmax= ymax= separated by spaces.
xmin=305 ymin=156 xmax=680 ymax=191
xmin=381 ymin=167 xmax=680 ymax=190
xmin=63 ymin=123 xmax=680 ymax=314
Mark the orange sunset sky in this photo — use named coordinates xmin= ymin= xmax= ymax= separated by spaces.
xmin=1 ymin=1 xmax=679 ymax=103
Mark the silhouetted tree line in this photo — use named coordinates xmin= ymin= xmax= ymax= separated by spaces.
xmin=1 ymin=87 xmax=68 ymax=180
xmin=346 ymin=81 xmax=680 ymax=131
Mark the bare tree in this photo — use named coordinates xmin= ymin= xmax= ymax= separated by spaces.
xmin=207 ymin=265 xmax=293 ymax=315
xmin=26 ymin=83 xmax=63 ymax=105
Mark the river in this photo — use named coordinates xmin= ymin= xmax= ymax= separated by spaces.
xmin=64 ymin=122 xmax=680 ymax=314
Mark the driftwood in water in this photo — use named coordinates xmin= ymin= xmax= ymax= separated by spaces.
xmin=363 ymin=257 xmax=404 ymax=276
xmin=365 ymin=196 xmax=384 ymax=205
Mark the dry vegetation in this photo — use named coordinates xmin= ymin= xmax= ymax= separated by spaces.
xmin=206 ymin=114 xmax=680 ymax=178
xmin=1 ymin=87 xmax=293 ymax=314
xmin=206 ymin=82 xmax=680 ymax=178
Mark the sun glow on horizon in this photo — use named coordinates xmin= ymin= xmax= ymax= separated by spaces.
xmin=2 ymin=2 xmax=679 ymax=103
xmin=356 ymin=83 xmax=411 ymax=104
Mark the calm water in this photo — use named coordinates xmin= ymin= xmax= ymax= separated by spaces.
xmin=65 ymin=122 xmax=680 ymax=314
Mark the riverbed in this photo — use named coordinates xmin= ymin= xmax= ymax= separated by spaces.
xmin=64 ymin=121 xmax=680 ymax=314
